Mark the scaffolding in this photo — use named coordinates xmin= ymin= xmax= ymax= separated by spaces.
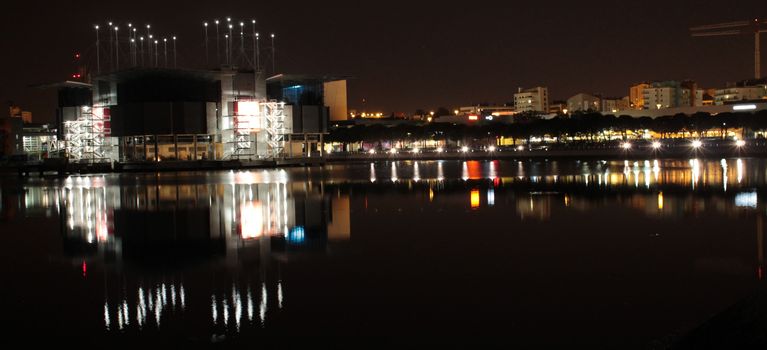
xmin=227 ymin=101 xmax=287 ymax=159
xmin=64 ymin=106 xmax=113 ymax=162
xmin=263 ymin=101 xmax=287 ymax=158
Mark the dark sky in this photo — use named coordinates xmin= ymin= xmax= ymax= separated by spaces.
xmin=1 ymin=1 xmax=764 ymax=122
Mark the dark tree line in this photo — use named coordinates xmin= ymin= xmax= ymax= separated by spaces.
xmin=327 ymin=110 xmax=767 ymax=149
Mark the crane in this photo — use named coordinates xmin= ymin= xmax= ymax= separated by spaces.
xmin=690 ymin=19 xmax=767 ymax=79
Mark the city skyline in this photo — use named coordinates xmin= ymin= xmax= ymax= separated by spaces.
xmin=1 ymin=0 xmax=765 ymax=121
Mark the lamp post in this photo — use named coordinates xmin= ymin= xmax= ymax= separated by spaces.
xmin=114 ymin=26 xmax=119 ymax=70
xmin=203 ymin=22 xmax=209 ymax=65
xmin=271 ymin=33 xmax=276 ymax=74
xmin=214 ymin=20 xmax=220 ymax=65
xmin=163 ymin=38 xmax=168 ymax=67
xmin=154 ymin=40 xmax=159 ymax=67
xmin=228 ymin=24 xmax=233 ymax=65
xmin=172 ymin=36 xmax=177 ymax=68
xmin=94 ymin=25 xmax=100 ymax=74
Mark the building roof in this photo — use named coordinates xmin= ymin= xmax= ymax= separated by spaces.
xmin=94 ymin=68 xmax=222 ymax=82
xmin=266 ymin=74 xmax=350 ymax=86
xmin=33 ymin=80 xmax=93 ymax=89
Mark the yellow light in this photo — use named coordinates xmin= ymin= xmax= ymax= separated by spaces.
xmin=429 ymin=188 xmax=435 ymax=202
xmin=657 ymin=192 xmax=664 ymax=210
xmin=470 ymin=190 xmax=480 ymax=209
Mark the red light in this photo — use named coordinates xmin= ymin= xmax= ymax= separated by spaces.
xmin=82 ymin=261 xmax=87 ymax=278
xmin=75 ymin=53 xmax=81 ymax=59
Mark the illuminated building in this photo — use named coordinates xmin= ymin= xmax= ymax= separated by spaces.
xmin=40 ymin=69 xmax=346 ymax=162
xmin=630 ymin=83 xmax=650 ymax=110
xmin=641 ymin=80 xmax=703 ymax=110
xmin=600 ymin=97 xmax=630 ymax=114
xmin=514 ymin=87 xmax=549 ymax=113
xmin=714 ymin=78 xmax=767 ymax=105
xmin=567 ymin=93 xmax=601 ymax=112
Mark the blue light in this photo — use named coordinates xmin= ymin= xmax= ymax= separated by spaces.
xmin=288 ymin=226 xmax=305 ymax=243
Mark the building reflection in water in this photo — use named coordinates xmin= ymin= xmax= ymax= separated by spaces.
xmin=15 ymin=169 xmax=352 ymax=334
xmin=10 ymin=158 xmax=767 ymax=335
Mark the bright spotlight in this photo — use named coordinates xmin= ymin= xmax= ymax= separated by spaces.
xmin=390 ymin=148 xmax=398 ymax=154
xmin=461 ymin=146 xmax=469 ymax=153
xmin=517 ymin=145 xmax=525 ymax=151
xmin=412 ymin=148 xmax=420 ymax=154
xmin=621 ymin=142 xmax=632 ymax=150
xmin=692 ymin=140 xmax=703 ymax=149
xmin=652 ymin=141 xmax=661 ymax=149
xmin=369 ymin=149 xmax=376 ymax=155
xmin=736 ymin=140 xmax=746 ymax=147
xmin=436 ymin=147 xmax=444 ymax=153
xmin=488 ymin=146 xmax=497 ymax=152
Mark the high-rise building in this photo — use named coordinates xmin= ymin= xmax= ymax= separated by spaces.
xmin=642 ymin=81 xmax=701 ymax=110
xmin=514 ymin=87 xmax=549 ymax=113
xmin=630 ymin=83 xmax=650 ymax=110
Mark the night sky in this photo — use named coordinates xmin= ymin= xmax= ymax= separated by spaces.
xmin=1 ymin=0 xmax=764 ymax=122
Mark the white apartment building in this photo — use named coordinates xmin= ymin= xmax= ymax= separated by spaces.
xmin=514 ymin=87 xmax=549 ymax=113
xmin=714 ymin=85 xmax=767 ymax=105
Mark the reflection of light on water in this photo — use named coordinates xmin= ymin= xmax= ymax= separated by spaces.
xmin=488 ymin=161 xmax=497 ymax=180
xmin=487 ymin=189 xmax=495 ymax=207
xmin=278 ymin=281 xmax=284 ymax=309
xmin=437 ymin=161 xmax=445 ymax=181
xmin=658 ymin=192 xmax=664 ymax=210
xmin=721 ymin=159 xmax=729 ymax=192
xmin=429 ymin=188 xmax=435 ymax=202
xmin=690 ymin=159 xmax=700 ymax=189
xmin=104 ymin=302 xmax=111 ymax=330
xmin=240 ymin=202 xmax=264 ymax=239
xmin=470 ymin=190 xmax=480 ymax=209
xmin=653 ymin=160 xmax=660 ymax=182
xmin=737 ymin=159 xmax=744 ymax=184
xmin=462 ymin=162 xmax=469 ymax=181
xmin=247 ymin=289 xmax=254 ymax=322
xmin=413 ymin=162 xmax=421 ymax=182
xmin=391 ymin=163 xmax=398 ymax=182
xmin=735 ymin=192 xmax=758 ymax=208
xmin=259 ymin=283 xmax=267 ymax=325
xmin=370 ymin=163 xmax=376 ymax=183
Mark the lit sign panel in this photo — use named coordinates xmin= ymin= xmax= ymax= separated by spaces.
xmin=733 ymin=104 xmax=757 ymax=111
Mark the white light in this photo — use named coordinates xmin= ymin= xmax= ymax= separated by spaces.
xmin=517 ymin=145 xmax=525 ymax=151
xmin=621 ymin=142 xmax=632 ymax=150
xmin=412 ymin=148 xmax=420 ymax=154
xmin=488 ymin=146 xmax=497 ymax=152
xmin=735 ymin=191 xmax=758 ymax=208
xmin=652 ymin=141 xmax=661 ymax=149
xmin=733 ymin=104 xmax=757 ymax=111
xmin=369 ymin=149 xmax=376 ymax=155
xmin=461 ymin=146 xmax=469 ymax=153
xmin=436 ymin=147 xmax=444 ymax=153
xmin=390 ymin=148 xmax=398 ymax=154
xmin=692 ymin=140 xmax=703 ymax=149
xmin=736 ymin=140 xmax=747 ymax=147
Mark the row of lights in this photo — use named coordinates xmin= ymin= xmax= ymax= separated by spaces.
xmin=367 ymin=146 xmax=502 ymax=155
xmin=621 ymin=140 xmax=747 ymax=150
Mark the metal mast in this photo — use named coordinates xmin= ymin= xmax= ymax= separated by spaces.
xmin=691 ymin=19 xmax=767 ymax=79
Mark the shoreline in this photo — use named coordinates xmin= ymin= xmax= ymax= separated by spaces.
xmin=4 ymin=146 xmax=767 ymax=177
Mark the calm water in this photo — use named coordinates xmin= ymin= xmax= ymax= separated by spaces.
xmin=1 ymin=159 xmax=766 ymax=346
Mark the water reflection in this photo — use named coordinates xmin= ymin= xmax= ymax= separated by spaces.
xmin=5 ymin=158 xmax=767 ymax=340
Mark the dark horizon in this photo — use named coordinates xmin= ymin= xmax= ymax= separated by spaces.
xmin=1 ymin=0 xmax=764 ymax=122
